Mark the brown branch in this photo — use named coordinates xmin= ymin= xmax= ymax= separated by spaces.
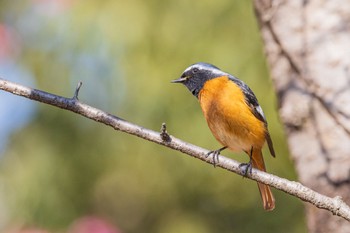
xmin=1 ymin=77 xmax=350 ymax=221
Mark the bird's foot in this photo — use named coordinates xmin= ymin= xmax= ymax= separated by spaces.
xmin=240 ymin=146 xmax=253 ymax=176
xmin=239 ymin=162 xmax=253 ymax=176
xmin=206 ymin=146 xmax=227 ymax=167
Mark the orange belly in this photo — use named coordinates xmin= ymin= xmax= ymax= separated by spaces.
xmin=198 ymin=76 xmax=266 ymax=152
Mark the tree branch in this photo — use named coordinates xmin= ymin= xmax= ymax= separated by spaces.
xmin=1 ymin=77 xmax=350 ymax=221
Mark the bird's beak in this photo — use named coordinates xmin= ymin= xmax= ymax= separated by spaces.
xmin=171 ymin=77 xmax=187 ymax=83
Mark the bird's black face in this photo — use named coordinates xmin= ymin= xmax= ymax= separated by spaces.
xmin=172 ymin=62 xmax=227 ymax=98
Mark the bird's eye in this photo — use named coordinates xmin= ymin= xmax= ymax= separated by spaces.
xmin=192 ymin=68 xmax=199 ymax=73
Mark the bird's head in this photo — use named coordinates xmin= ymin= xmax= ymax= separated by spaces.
xmin=172 ymin=62 xmax=228 ymax=98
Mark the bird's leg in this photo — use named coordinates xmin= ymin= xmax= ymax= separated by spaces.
xmin=239 ymin=146 xmax=253 ymax=176
xmin=206 ymin=146 xmax=227 ymax=167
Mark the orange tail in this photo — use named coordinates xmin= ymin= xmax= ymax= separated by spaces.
xmin=251 ymin=149 xmax=275 ymax=211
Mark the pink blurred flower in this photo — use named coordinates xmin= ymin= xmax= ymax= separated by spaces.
xmin=68 ymin=216 xmax=122 ymax=233
xmin=0 ymin=24 xmax=20 ymax=60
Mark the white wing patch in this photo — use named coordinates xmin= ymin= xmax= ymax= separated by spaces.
xmin=255 ymin=105 xmax=266 ymax=121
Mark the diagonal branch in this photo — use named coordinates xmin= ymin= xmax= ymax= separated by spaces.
xmin=0 ymin=77 xmax=350 ymax=221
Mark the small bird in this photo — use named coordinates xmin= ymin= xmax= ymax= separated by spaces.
xmin=172 ymin=62 xmax=276 ymax=211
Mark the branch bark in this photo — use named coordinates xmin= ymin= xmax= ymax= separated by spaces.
xmin=1 ymin=77 xmax=350 ymax=221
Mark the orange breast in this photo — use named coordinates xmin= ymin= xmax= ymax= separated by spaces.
xmin=198 ymin=76 xmax=266 ymax=152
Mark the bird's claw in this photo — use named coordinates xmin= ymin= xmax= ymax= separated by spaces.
xmin=239 ymin=162 xmax=252 ymax=177
xmin=206 ymin=146 xmax=227 ymax=167
xmin=206 ymin=150 xmax=220 ymax=167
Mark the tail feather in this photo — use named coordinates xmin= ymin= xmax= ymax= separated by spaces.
xmin=252 ymin=149 xmax=275 ymax=211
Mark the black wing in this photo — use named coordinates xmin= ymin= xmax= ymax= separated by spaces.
xmin=228 ymin=76 xmax=265 ymax=122
xmin=228 ymin=75 xmax=276 ymax=157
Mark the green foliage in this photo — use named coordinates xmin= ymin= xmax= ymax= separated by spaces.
xmin=0 ymin=0 xmax=306 ymax=232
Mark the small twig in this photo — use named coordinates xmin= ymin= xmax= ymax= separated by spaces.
xmin=73 ymin=81 xmax=83 ymax=100
xmin=0 ymin=77 xmax=350 ymax=221
xmin=160 ymin=123 xmax=171 ymax=142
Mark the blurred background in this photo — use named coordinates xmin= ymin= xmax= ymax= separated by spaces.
xmin=0 ymin=0 xmax=307 ymax=232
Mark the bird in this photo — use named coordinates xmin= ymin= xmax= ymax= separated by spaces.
xmin=172 ymin=62 xmax=276 ymax=211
